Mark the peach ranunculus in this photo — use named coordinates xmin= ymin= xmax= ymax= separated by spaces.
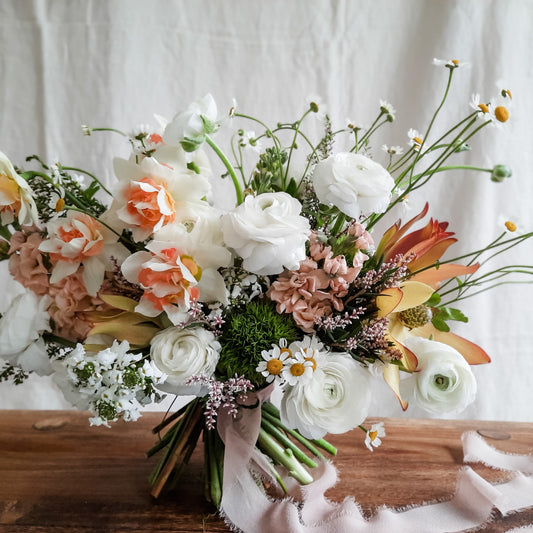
xmin=0 ymin=151 xmax=38 ymax=225
xmin=8 ymin=227 xmax=50 ymax=296
xmin=38 ymin=211 xmax=113 ymax=297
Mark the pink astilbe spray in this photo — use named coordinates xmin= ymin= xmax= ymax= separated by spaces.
xmin=186 ymin=375 xmax=254 ymax=430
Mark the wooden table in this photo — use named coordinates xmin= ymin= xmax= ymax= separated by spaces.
xmin=0 ymin=411 xmax=532 ymax=532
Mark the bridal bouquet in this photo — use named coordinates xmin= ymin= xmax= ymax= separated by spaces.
xmin=1 ymin=59 xmax=531 ymax=530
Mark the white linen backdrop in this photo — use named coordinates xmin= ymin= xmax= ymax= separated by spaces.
xmin=0 ymin=0 xmax=532 ymax=421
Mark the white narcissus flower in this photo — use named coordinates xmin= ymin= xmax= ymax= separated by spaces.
xmin=280 ymin=352 xmax=371 ymax=439
xmin=221 ymin=192 xmax=310 ymax=275
xmin=163 ymin=93 xmax=218 ymax=151
xmin=0 ymin=151 xmax=38 ymax=225
xmin=149 ymin=326 xmax=221 ymax=388
xmin=0 ymin=291 xmax=51 ymax=361
xmin=404 ymin=337 xmax=477 ymax=415
xmin=109 ymin=147 xmax=212 ymax=241
xmin=121 ymin=212 xmax=230 ymax=324
xmin=312 ymin=153 xmax=394 ymax=219
xmin=39 ymin=211 xmax=115 ymax=296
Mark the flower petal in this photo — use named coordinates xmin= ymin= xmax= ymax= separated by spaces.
xmin=413 ymin=323 xmax=491 ymax=365
xmin=410 ymin=263 xmax=480 ymax=289
xmin=383 ymin=363 xmax=408 ymax=410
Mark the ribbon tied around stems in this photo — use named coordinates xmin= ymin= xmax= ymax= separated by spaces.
xmin=216 ymin=393 xmax=533 ymax=533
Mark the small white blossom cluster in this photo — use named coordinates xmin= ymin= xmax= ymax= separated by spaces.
xmin=58 ymin=340 xmax=167 ymax=426
xmin=221 ymin=266 xmax=268 ymax=307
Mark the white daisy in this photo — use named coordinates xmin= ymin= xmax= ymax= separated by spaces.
xmin=382 ymin=144 xmax=404 ymax=156
xmin=364 ymin=422 xmax=386 ymax=451
xmin=469 ymin=94 xmax=491 ymax=120
xmin=256 ymin=340 xmax=292 ymax=384
xmin=433 ymin=58 xmax=468 ymax=69
xmin=407 ymin=128 xmax=423 ymax=150
xmin=379 ymin=100 xmax=396 ymax=121
xmin=281 ymin=351 xmax=315 ymax=386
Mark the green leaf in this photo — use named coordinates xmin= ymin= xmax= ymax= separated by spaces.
xmin=426 ymin=292 xmax=441 ymax=306
xmin=431 ymin=306 xmax=468 ymax=332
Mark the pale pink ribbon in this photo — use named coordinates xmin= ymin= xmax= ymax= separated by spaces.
xmin=216 ymin=394 xmax=533 ymax=533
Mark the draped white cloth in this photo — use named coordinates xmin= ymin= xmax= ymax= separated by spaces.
xmin=1 ymin=0 xmax=533 ymax=424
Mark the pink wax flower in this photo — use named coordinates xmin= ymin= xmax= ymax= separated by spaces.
xmin=8 ymin=227 xmax=50 ymax=296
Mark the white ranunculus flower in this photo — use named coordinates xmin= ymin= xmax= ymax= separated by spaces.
xmin=404 ymin=337 xmax=477 ymax=415
xmin=221 ymin=192 xmax=310 ymax=275
xmin=0 ymin=291 xmax=51 ymax=359
xmin=280 ymin=353 xmax=371 ymax=439
xmin=312 ymin=152 xmax=394 ymax=218
xmin=149 ymin=326 xmax=221 ymax=388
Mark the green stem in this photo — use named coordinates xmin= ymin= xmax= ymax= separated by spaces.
xmin=260 ymin=418 xmax=317 ymax=468
xmin=261 ymin=410 xmax=326 ymax=460
xmin=205 ymin=134 xmax=243 ymax=205
xmin=256 ymin=427 xmax=313 ymax=485
xmin=60 ymin=166 xmax=112 ymax=196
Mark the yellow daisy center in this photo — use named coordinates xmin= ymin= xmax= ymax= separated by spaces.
xmin=280 ymin=347 xmax=292 ymax=357
xmin=369 ymin=430 xmax=378 ymax=442
xmin=451 ymin=59 xmax=459 ymax=66
xmin=495 ymin=106 xmax=509 ymax=123
xmin=290 ymin=363 xmax=306 ymax=377
xmin=413 ymin=136 xmax=423 ymax=145
xmin=505 ymin=220 xmax=517 ymax=232
xmin=55 ymin=198 xmax=65 ymax=212
xmin=304 ymin=357 xmax=317 ymax=371
xmin=478 ymin=103 xmax=489 ymax=114
xmin=266 ymin=358 xmax=283 ymax=375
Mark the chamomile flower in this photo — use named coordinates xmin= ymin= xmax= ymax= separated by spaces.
xmin=306 ymin=93 xmax=326 ymax=118
xmin=498 ymin=214 xmax=524 ymax=235
xmin=282 ymin=351 xmax=315 ymax=386
xmin=433 ymin=58 xmax=467 ymax=69
xmin=364 ymin=422 xmax=386 ymax=451
xmin=289 ymin=336 xmax=327 ymax=371
xmin=256 ymin=340 xmax=292 ymax=384
xmin=407 ymin=128 xmax=423 ymax=150
xmin=469 ymin=94 xmax=491 ymax=119
xmin=379 ymin=100 xmax=396 ymax=121
xmin=382 ymin=145 xmax=404 ymax=156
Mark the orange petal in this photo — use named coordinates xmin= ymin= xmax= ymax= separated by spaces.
xmin=414 ymin=323 xmax=491 ymax=365
xmin=378 ymin=203 xmax=429 ymax=259
xmin=407 ymin=237 xmax=457 ymax=271
xmin=376 ymin=287 xmax=403 ymax=318
xmin=388 ymin=334 xmax=419 ymax=371
xmin=410 ymin=263 xmax=480 ymax=289
xmin=383 ymin=363 xmax=408 ymax=410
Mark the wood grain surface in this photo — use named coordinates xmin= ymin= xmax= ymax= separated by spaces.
xmin=0 ymin=410 xmax=532 ymax=532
